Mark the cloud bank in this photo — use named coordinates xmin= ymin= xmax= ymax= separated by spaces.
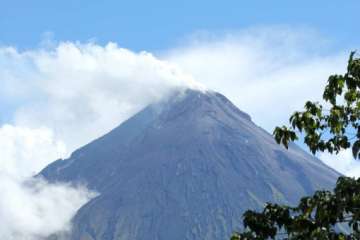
xmin=1 ymin=43 xmax=201 ymax=154
xmin=0 ymin=26 xmax=359 ymax=238
xmin=0 ymin=41 xmax=202 ymax=239
xmin=0 ymin=125 xmax=95 ymax=239
xmin=0 ymin=176 xmax=94 ymax=240
xmin=0 ymin=125 xmax=66 ymax=177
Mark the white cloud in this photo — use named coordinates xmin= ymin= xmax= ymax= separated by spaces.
xmin=3 ymin=28 xmax=347 ymax=156
xmin=0 ymin=42 xmax=202 ymax=239
xmin=163 ymin=27 xmax=348 ymax=130
xmin=0 ymin=125 xmax=66 ymax=177
xmin=162 ymin=27 xmax=360 ymax=176
xmin=0 ymin=175 xmax=94 ymax=240
xmin=0 ymin=42 xmax=202 ymax=156
xmin=0 ymin=125 xmax=95 ymax=239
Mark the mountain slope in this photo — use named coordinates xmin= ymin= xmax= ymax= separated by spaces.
xmin=40 ymin=89 xmax=339 ymax=240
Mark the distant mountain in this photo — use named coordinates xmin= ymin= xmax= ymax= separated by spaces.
xmin=40 ymin=89 xmax=339 ymax=240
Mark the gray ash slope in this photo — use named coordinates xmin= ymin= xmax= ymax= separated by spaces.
xmin=40 ymin=89 xmax=339 ymax=240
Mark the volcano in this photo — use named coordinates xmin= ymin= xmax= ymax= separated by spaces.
xmin=40 ymin=89 xmax=339 ymax=240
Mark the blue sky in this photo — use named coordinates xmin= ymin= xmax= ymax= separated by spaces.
xmin=1 ymin=0 xmax=359 ymax=51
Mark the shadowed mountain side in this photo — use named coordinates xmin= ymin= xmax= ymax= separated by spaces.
xmin=40 ymin=89 xmax=339 ymax=240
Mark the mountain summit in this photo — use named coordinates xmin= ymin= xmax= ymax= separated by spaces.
xmin=40 ymin=89 xmax=339 ymax=240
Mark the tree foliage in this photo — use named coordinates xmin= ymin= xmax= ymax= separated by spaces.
xmin=231 ymin=52 xmax=360 ymax=239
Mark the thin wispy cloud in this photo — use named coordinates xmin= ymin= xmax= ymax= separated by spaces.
xmin=163 ymin=27 xmax=347 ymax=130
xmin=163 ymin=27 xmax=360 ymax=177
xmin=162 ymin=27 xmax=360 ymax=177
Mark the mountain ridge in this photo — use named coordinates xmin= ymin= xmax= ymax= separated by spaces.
xmin=40 ymin=89 xmax=339 ymax=240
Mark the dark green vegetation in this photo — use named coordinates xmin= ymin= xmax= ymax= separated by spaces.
xmin=232 ymin=52 xmax=360 ymax=239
